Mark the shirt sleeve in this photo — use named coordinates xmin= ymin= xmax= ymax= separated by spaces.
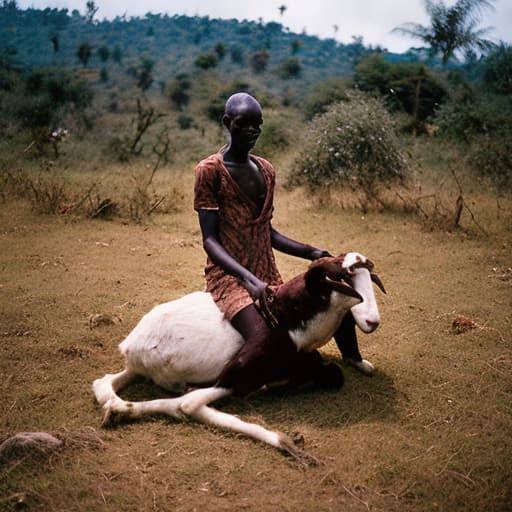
xmin=194 ymin=159 xmax=220 ymax=211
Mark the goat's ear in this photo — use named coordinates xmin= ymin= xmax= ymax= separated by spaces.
xmin=307 ymin=257 xmax=345 ymax=278
xmin=305 ymin=258 xmax=339 ymax=294
xmin=371 ymin=273 xmax=386 ymax=294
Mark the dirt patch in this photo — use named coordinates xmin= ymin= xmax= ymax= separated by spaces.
xmin=1 ymin=182 xmax=511 ymax=511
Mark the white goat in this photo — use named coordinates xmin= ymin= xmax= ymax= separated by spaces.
xmin=93 ymin=252 xmax=384 ymax=464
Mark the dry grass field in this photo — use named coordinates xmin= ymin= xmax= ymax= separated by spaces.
xmin=0 ymin=166 xmax=511 ymax=511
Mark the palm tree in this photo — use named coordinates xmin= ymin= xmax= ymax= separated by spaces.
xmin=393 ymin=0 xmax=495 ymax=65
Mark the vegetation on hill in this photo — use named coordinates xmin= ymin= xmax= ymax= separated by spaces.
xmin=0 ymin=1 xmax=511 ymax=223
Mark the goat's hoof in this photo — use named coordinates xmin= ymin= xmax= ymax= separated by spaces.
xmin=101 ymin=398 xmax=128 ymax=428
xmin=278 ymin=433 xmax=319 ymax=467
xmin=291 ymin=431 xmax=305 ymax=449
xmin=343 ymin=358 xmax=374 ymax=376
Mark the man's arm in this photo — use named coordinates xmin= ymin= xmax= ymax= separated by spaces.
xmin=198 ymin=210 xmax=267 ymax=298
xmin=270 ymin=225 xmax=331 ymax=261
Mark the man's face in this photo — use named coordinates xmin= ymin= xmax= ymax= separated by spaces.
xmin=229 ymin=112 xmax=263 ymax=152
xmin=225 ymin=99 xmax=263 ymax=152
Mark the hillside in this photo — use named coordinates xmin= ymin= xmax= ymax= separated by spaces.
xmin=0 ymin=4 xmax=420 ymax=92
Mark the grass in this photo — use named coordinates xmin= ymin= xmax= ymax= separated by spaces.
xmin=0 ymin=159 xmax=511 ymax=511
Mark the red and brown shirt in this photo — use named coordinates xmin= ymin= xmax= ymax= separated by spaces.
xmin=194 ymin=151 xmax=283 ymax=320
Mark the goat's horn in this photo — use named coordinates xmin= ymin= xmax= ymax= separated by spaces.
xmin=371 ymin=273 xmax=386 ymax=294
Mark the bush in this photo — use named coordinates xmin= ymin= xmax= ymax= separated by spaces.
xmin=253 ymin=116 xmax=290 ymax=157
xmin=166 ymin=74 xmax=190 ymax=111
xmin=483 ymin=43 xmax=512 ymax=95
xmin=1 ymin=67 xmax=93 ymax=136
xmin=289 ymin=91 xmax=407 ymax=189
xmin=250 ymin=50 xmax=269 ymax=73
xmin=433 ymin=94 xmax=512 ymax=143
xmin=195 ymin=53 xmax=218 ymax=70
xmin=468 ymin=131 xmax=512 ymax=185
xmin=177 ymin=114 xmax=194 ymax=130
xmin=301 ymin=77 xmax=351 ymax=120
xmin=433 ymin=94 xmax=512 ymax=184
xmin=278 ymin=57 xmax=301 ymax=79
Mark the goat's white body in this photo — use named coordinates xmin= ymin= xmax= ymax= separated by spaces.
xmin=119 ymin=291 xmax=243 ymax=389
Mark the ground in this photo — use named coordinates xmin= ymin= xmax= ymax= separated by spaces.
xmin=0 ymin=176 xmax=511 ymax=512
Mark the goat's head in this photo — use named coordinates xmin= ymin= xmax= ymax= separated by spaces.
xmin=307 ymin=252 xmax=385 ymax=334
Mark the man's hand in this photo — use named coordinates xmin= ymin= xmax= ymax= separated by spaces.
xmin=242 ymin=275 xmax=268 ymax=300
xmin=309 ymin=248 xmax=332 ymax=260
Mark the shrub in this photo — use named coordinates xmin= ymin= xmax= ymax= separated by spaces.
xmin=289 ymin=91 xmax=407 ymax=189
xmin=278 ymin=57 xmax=301 ymax=79
xmin=177 ymin=114 xmax=194 ymax=130
xmin=301 ymin=77 xmax=351 ymax=120
xmin=250 ymin=50 xmax=269 ymax=74
xmin=195 ymin=53 xmax=218 ymax=70
xmin=433 ymin=94 xmax=512 ymax=143
xmin=5 ymin=68 xmax=93 ymax=134
xmin=166 ymin=74 xmax=190 ymax=111
xmin=254 ymin=116 xmax=290 ymax=157
xmin=230 ymin=46 xmax=244 ymax=65
xmin=483 ymin=43 xmax=512 ymax=95
xmin=468 ymin=131 xmax=512 ymax=185
xmin=433 ymin=94 xmax=512 ymax=184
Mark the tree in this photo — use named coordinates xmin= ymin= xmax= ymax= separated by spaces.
xmin=483 ymin=43 xmax=512 ymax=94
xmin=291 ymin=39 xmax=302 ymax=55
xmin=15 ymin=68 xmax=93 ymax=133
xmin=85 ymin=0 xmax=98 ymax=24
xmin=195 ymin=53 xmax=218 ymax=70
xmin=393 ymin=0 xmax=496 ymax=65
xmin=97 ymin=45 xmax=110 ymax=62
xmin=279 ymin=57 xmax=301 ymax=79
xmin=166 ymin=74 xmax=190 ymax=110
xmin=50 ymin=34 xmax=59 ymax=53
xmin=353 ymin=54 xmax=448 ymax=123
xmin=77 ymin=43 xmax=92 ymax=67
xmin=1 ymin=0 xmax=18 ymax=10
xmin=230 ymin=46 xmax=244 ymax=65
xmin=250 ymin=50 xmax=269 ymax=73
xmin=112 ymin=46 xmax=122 ymax=65
xmin=135 ymin=58 xmax=154 ymax=91
xmin=214 ymin=42 xmax=227 ymax=61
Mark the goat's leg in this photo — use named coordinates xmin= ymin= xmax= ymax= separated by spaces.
xmin=93 ymin=369 xmax=137 ymax=407
xmin=98 ymin=385 xmax=230 ymax=427
xmin=180 ymin=387 xmax=319 ymax=466
xmin=192 ymin=404 xmax=318 ymax=466
xmin=287 ymin=350 xmax=344 ymax=390
xmin=93 ymin=369 xmax=187 ymax=426
xmin=101 ymin=395 xmax=187 ymax=426
xmin=334 ymin=312 xmax=374 ymax=376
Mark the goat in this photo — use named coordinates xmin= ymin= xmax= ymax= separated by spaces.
xmin=93 ymin=252 xmax=385 ymax=464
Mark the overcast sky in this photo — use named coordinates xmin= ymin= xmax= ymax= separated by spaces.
xmin=16 ymin=0 xmax=512 ymax=53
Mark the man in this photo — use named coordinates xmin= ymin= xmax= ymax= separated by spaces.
xmin=194 ymin=93 xmax=363 ymax=393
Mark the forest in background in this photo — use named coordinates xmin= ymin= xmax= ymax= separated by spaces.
xmin=0 ymin=0 xmax=511 ymax=223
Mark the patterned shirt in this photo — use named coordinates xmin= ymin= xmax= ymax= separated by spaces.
xmin=194 ymin=151 xmax=283 ymax=320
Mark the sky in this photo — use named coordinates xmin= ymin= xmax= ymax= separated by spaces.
xmin=16 ymin=0 xmax=512 ymax=53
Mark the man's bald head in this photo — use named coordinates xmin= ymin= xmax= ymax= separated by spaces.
xmin=224 ymin=93 xmax=262 ymax=119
